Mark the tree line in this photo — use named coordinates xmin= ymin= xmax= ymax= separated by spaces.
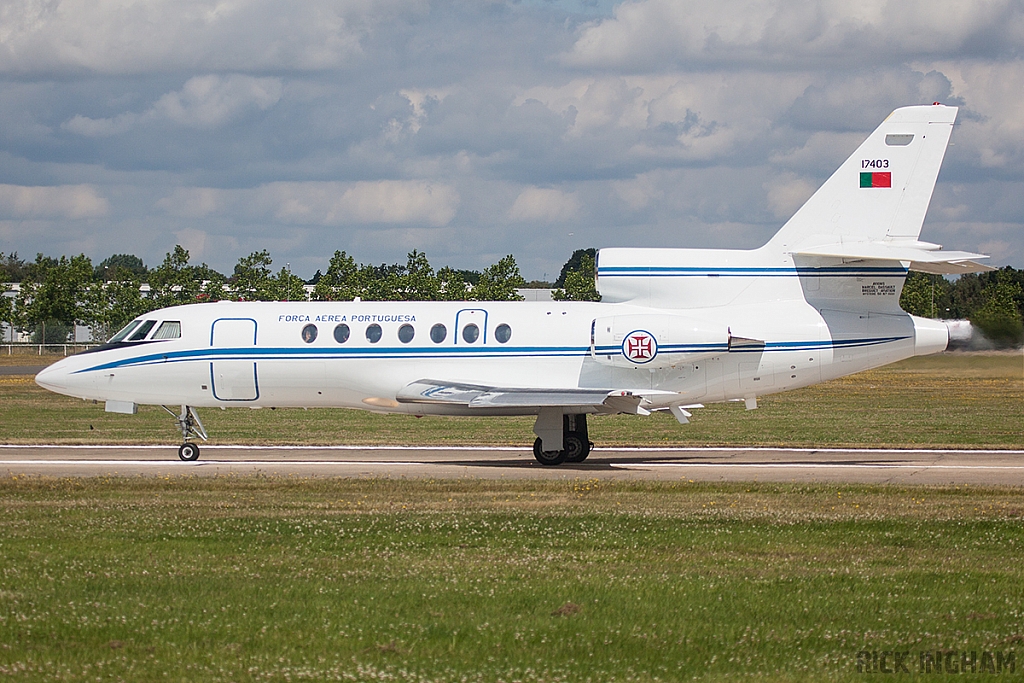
xmin=2 ymin=246 xmax=1020 ymax=346
xmin=0 ymin=246 xmax=601 ymax=343
xmin=901 ymin=269 xmax=1024 ymax=347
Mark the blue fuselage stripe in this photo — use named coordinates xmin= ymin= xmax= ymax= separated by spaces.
xmin=72 ymin=336 xmax=913 ymax=373
xmin=598 ymin=267 xmax=907 ymax=277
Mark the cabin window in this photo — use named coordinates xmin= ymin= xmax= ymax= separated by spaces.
xmin=301 ymin=324 xmax=318 ymax=343
xmin=366 ymin=324 xmax=382 ymax=343
xmin=494 ymin=323 xmax=512 ymax=344
xmin=430 ymin=323 xmax=447 ymax=343
xmin=108 ymin=320 xmax=141 ymax=343
xmin=151 ymin=321 xmax=181 ymax=340
xmin=334 ymin=323 xmax=350 ymax=343
xmin=128 ymin=320 xmax=157 ymax=341
xmin=462 ymin=323 xmax=480 ymax=344
xmin=398 ymin=324 xmax=415 ymax=343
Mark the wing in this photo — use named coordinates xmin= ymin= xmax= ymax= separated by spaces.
xmin=396 ymin=379 xmax=651 ymax=415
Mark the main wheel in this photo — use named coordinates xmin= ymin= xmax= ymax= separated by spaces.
xmin=178 ymin=443 xmax=200 ymax=461
xmin=532 ymin=438 xmax=567 ymax=466
xmin=563 ymin=436 xmax=591 ymax=463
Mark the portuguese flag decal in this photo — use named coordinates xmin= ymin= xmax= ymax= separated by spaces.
xmin=860 ymin=171 xmax=891 ymax=188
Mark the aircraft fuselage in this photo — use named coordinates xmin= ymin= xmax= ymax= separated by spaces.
xmin=36 ymin=293 xmax=942 ymax=416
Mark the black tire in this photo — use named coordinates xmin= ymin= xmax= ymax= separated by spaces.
xmin=563 ymin=435 xmax=591 ymax=463
xmin=178 ymin=443 xmax=200 ymax=461
xmin=532 ymin=437 xmax=566 ymax=466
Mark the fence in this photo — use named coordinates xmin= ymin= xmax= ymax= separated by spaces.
xmin=3 ymin=342 xmax=101 ymax=356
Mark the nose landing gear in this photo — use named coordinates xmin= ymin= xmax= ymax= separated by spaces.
xmin=162 ymin=405 xmax=208 ymax=461
xmin=532 ymin=413 xmax=593 ymax=466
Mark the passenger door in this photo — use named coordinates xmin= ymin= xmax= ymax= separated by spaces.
xmin=210 ymin=318 xmax=259 ymax=401
xmin=454 ymin=308 xmax=489 ymax=345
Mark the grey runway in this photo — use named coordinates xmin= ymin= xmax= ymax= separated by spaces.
xmin=0 ymin=366 xmax=46 ymax=375
xmin=3 ymin=445 xmax=1024 ymax=485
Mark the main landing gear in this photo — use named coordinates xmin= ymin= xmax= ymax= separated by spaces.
xmin=162 ymin=405 xmax=208 ymax=461
xmin=532 ymin=413 xmax=594 ymax=466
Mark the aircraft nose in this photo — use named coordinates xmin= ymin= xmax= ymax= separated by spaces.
xmin=35 ymin=362 xmax=69 ymax=392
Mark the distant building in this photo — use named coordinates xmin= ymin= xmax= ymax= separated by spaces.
xmin=516 ymin=288 xmax=554 ymax=302
xmin=1 ymin=282 xmax=92 ymax=343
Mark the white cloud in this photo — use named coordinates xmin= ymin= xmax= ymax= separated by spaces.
xmin=62 ymin=112 xmax=137 ymax=137
xmin=155 ymin=188 xmax=224 ymax=218
xmin=564 ymin=0 xmax=1024 ymax=69
xmin=612 ymin=173 xmax=664 ymax=211
xmin=513 ymin=72 xmax=801 ymax=164
xmin=518 ymin=76 xmax=677 ymax=136
xmin=152 ymin=75 xmax=282 ymax=127
xmin=157 ymin=181 xmax=460 ymax=227
xmin=63 ymin=75 xmax=282 ymax=135
xmin=769 ymin=131 xmax=867 ymax=175
xmin=173 ymin=227 xmax=211 ymax=262
xmin=267 ymin=181 xmax=459 ymax=226
xmin=931 ymin=60 xmax=1024 ymax=172
xmin=509 ymin=187 xmax=580 ymax=223
xmin=0 ymin=0 xmax=424 ymax=75
xmin=0 ymin=184 xmax=109 ymax=219
xmin=764 ymin=172 xmax=816 ymax=220
xmin=349 ymin=226 xmax=456 ymax=253
xmin=977 ymin=238 xmax=1013 ymax=256
xmin=394 ymin=88 xmax=451 ymax=136
xmin=2 ymin=1 xmax=1023 ymax=277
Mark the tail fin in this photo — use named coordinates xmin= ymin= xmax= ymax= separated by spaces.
xmin=595 ymin=104 xmax=989 ymax=308
xmin=766 ymin=104 xmax=957 ymax=252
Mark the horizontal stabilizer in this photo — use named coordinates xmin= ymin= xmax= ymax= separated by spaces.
xmin=793 ymin=240 xmax=993 ymax=275
xmin=396 ymin=379 xmax=647 ymax=414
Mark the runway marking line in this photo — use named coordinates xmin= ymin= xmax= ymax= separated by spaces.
xmin=2 ymin=445 xmax=1024 ymax=455
xmin=3 ymin=460 xmax=1024 ymax=471
xmin=1 ymin=460 xmax=428 ymax=467
xmin=610 ymin=463 xmax=1024 ymax=470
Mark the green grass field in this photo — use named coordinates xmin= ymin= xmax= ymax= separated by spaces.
xmin=2 ymin=478 xmax=1024 ymax=682
xmin=2 ymin=352 xmax=1022 ymax=448
xmin=2 ymin=354 xmax=1024 ymax=681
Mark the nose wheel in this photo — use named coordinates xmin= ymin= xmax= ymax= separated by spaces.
xmin=162 ymin=405 xmax=208 ymax=461
xmin=178 ymin=443 xmax=200 ymax=461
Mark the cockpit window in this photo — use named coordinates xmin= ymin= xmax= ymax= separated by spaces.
xmin=151 ymin=321 xmax=181 ymax=340
xmin=128 ymin=320 xmax=157 ymax=341
xmin=108 ymin=320 xmax=142 ymax=343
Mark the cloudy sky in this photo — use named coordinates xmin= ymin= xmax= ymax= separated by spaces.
xmin=1 ymin=0 xmax=1022 ymax=280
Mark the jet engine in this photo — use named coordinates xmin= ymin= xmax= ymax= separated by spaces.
xmin=591 ymin=314 xmax=730 ymax=370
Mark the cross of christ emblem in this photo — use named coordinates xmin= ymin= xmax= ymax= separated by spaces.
xmin=628 ymin=334 xmax=651 ymax=359
xmin=623 ymin=330 xmax=657 ymax=364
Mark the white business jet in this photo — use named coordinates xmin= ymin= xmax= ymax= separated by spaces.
xmin=36 ymin=104 xmax=991 ymax=464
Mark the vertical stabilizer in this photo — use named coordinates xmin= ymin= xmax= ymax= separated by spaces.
xmin=595 ymin=104 xmax=986 ymax=310
xmin=766 ymin=104 xmax=957 ymax=252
